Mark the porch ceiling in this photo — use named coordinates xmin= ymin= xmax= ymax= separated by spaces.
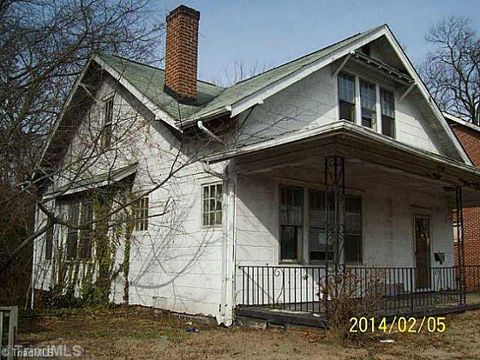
xmin=207 ymin=121 xmax=480 ymax=206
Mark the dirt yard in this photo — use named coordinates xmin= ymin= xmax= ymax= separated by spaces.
xmin=16 ymin=306 xmax=480 ymax=359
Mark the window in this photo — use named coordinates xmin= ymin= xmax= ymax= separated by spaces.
xmin=308 ymin=190 xmax=332 ymax=261
xmin=65 ymin=199 xmax=94 ymax=260
xmin=278 ymin=185 xmax=363 ymax=263
xmin=279 ymin=186 xmax=304 ymax=261
xmin=202 ymin=184 xmax=223 ymax=226
xmin=344 ymin=196 xmax=362 ymax=263
xmin=380 ymin=88 xmax=395 ymax=137
xmin=66 ymin=202 xmax=80 ymax=260
xmin=452 ymin=210 xmax=461 ymax=243
xmin=133 ymin=196 xmax=149 ymax=231
xmin=45 ymin=219 xmax=54 ymax=260
xmin=79 ymin=200 xmax=93 ymax=259
xmin=338 ymin=73 xmax=356 ymax=122
xmin=360 ymin=79 xmax=376 ymax=129
xmin=102 ymin=96 xmax=114 ymax=148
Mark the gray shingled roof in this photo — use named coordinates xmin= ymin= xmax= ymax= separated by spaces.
xmin=99 ymin=53 xmax=224 ymax=120
xmin=99 ymin=25 xmax=385 ymax=124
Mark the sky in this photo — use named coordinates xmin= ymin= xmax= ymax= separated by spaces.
xmin=150 ymin=0 xmax=480 ymax=84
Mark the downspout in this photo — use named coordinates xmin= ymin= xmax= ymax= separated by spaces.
xmin=215 ymin=158 xmax=236 ymax=326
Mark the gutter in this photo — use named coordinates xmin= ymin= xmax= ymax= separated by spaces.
xmin=197 ymin=120 xmax=225 ymax=145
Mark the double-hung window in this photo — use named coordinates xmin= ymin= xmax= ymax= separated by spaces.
xmin=380 ymin=88 xmax=395 ymax=137
xmin=279 ymin=185 xmax=362 ymax=263
xmin=279 ymin=186 xmax=304 ymax=261
xmin=360 ymin=80 xmax=376 ymax=129
xmin=338 ymin=73 xmax=356 ymax=122
xmin=338 ymin=72 xmax=396 ymax=138
xmin=66 ymin=202 xmax=80 ymax=260
xmin=65 ymin=198 xmax=93 ymax=260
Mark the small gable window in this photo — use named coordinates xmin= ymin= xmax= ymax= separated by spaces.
xmin=102 ymin=96 xmax=114 ymax=148
xmin=380 ymin=88 xmax=395 ymax=138
xmin=133 ymin=196 xmax=149 ymax=231
xmin=338 ymin=72 xmax=356 ymax=122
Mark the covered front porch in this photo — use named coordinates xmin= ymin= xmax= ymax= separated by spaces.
xmin=210 ymin=122 xmax=480 ymax=324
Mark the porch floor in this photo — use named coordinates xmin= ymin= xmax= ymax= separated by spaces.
xmin=236 ymin=291 xmax=480 ymax=328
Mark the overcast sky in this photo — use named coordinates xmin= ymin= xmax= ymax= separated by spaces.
xmin=152 ymin=0 xmax=480 ymax=84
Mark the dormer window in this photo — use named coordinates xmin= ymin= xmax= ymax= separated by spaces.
xmin=338 ymin=72 xmax=356 ymax=122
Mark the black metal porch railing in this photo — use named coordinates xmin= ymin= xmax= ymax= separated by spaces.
xmin=237 ymin=265 xmax=480 ymax=316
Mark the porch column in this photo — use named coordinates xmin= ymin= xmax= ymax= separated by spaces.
xmin=324 ymin=155 xmax=345 ymax=274
xmin=455 ymin=186 xmax=466 ymax=304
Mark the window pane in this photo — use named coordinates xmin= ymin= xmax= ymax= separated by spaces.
xmin=344 ymin=234 xmax=362 ymax=263
xmin=215 ymin=211 xmax=222 ymax=225
xmin=45 ymin=222 xmax=54 ymax=260
xmin=281 ymin=225 xmax=298 ymax=260
xmin=103 ymin=97 xmax=114 ymax=148
xmin=382 ymin=115 xmax=395 ymax=138
xmin=80 ymin=201 xmax=93 ymax=259
xmin=345 ymin=196 xmax=362 ymax=263
xmin=338 ymin=73 xmax=355 ymax=103
xmin=66 ymin=232 xmax=78 ymax=260
xmin=345 ymin=196 xmax=362 ymax=233
xmin=339 ymin=101 xmax=355 ymax=122
xmin=280 ymin=186 xmax=303 ymax=226
xmin=380 ymin=89 xmax=394 ymax=117
xmin=309 ymin=227 xmax=328 ymax=260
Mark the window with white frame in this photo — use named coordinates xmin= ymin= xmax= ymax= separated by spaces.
xmin=380 ymin=88 xmax=395 ymax=137
xmin=102 ymin=96 xmax=114 ymax=148
xmin=338 ymin=72 xmax=356 ymax=122
xmin=338 ymin=72 xmax=396 ymax=138
xmin=279 ymin=185 xmax=363 ymax=263
xmin=133 ymin=196 xmax=149 ymax=231
xmin=360 ymin=79 xmax=376 ymax=129
xmin=65 ymin=198 xmax=93 ymax=260
xmin=202 ymin=184 xmax=223 ymax=226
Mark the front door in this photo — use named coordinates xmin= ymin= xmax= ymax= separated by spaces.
xmin=414 ymin=216 xmax=431 ymax=289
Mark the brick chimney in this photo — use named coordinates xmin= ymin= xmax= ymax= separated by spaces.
xmin=164 ymin=5 xmax=200 ymax=104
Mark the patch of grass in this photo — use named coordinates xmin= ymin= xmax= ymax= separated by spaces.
xmin=16 ymin=306 xmax=480 ymax=359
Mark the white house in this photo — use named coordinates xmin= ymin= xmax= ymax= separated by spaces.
xmin=32 ymin=5 xmax=480 ymax=326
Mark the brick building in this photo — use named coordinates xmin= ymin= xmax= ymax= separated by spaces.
xmin=446 ymin=113 xmax=480 ymax=290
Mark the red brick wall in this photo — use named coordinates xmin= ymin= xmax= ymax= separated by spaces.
xmin=451 ymin=123 xmax=480 ymax=279
xmin=164 ymin=5 xmax=200 ymax=104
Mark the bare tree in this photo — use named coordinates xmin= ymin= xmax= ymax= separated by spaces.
xmin=421 ymin=16 xmax=480 ymax=123
xmin=210 ymin=58 xmax=270 ymax=87
xmin=0 ymin=0 xmax=163 ymax=306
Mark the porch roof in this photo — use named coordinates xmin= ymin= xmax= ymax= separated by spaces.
xmin=43 ymin=162 xmax=138 ymax=200
xmin=206 ymin=121 xmax=480 ymax=206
